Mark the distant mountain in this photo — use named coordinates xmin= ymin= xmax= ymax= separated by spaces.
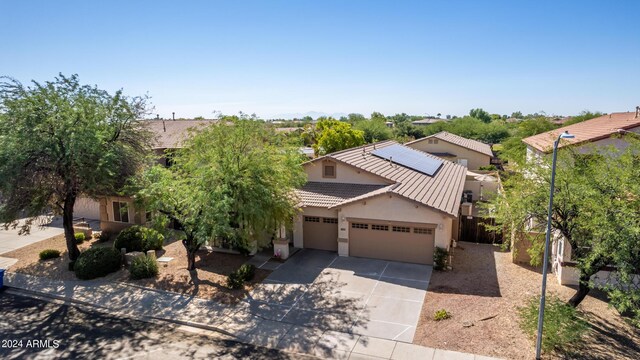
xmin=268 ymin=111 xmax=348 ymax=120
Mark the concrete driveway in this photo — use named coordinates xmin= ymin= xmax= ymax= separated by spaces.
xmin=247 ymin=250 xmax=431 ymax=343
xmin=0 ymin=217 xmax=64 ymax=255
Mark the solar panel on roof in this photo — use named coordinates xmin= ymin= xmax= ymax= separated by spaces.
xmin=371 ymin=144 xmax=443 ymax=176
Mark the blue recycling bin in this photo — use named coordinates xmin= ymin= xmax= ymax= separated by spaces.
xmin=0 ymin=268 xmax=4 ymax=289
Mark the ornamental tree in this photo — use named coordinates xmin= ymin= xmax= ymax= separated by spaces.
xmin=0 ymin=74 xmax=151 ymax=261
xmin=312 ymin=118 xmax=365 ymax=155
xmin=491 ymin=140 xmax=640 ymax=319
xmin=134 ymin=117 xmax=306 ymax=271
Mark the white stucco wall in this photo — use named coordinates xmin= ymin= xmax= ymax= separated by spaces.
xmin=304 ymin=160 xmax=390 ymax=185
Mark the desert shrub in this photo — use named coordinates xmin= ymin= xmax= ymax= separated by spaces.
xmin=434 ymin=309 xmax=451 ymax=321
xmin=479 ymin=165 xmax=497 ymax=171
xmin=74 ymin=247 xmax=122 ymax=280
xmin=519 ymin=295 xmax=589 ymax=353
xmin=114 ymin=226 xmax=164 ymax=253
xmin=433 ymin=247 xmax=448 ymax=270
xmin=94 ymin=231 xmax=112 ymax=243
xmin=227 ymin=264 xmax=256 ymax=289
xmin=74 ymin=232 xmax=86 ymax=244
xmin=129 ymin=255 xmax=159 ymax=280
xmin=39 ymin=249 xmax=61 ymax=261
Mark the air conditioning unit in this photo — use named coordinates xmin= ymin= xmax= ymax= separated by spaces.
xmin=461 ymin=202 xmax=473 ymax=216
xmin=462 ymin=190 xmax=473 ymax=203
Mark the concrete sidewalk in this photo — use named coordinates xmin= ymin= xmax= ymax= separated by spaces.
xmin=4 ymin=272 xmax=501 ymax=360
xmin=0 ymin=216 xmax=64 ymax=255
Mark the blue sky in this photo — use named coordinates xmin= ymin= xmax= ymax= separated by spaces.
xmin=1 ymin=0 xmax=639 ymax=119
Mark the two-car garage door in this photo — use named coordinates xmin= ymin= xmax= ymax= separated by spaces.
xmin=349 ymin=221 xmax=435 ymax=265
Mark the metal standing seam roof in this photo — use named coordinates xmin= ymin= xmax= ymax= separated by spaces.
xmin=301 ymin=141 xmax=467 ymax=216
xmin=522 ymin=112 xmax=640 ymax=153
xmin=406 ymin=131 xmax=494 ymax=157
xmin=140 ymin=120 xmax=217 ymax=149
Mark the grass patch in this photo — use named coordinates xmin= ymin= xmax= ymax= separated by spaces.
xmin=434 ymin=309 xmax=451 ymax=321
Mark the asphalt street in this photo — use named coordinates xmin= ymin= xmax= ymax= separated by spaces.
xmin=0 ymin=289 xmax=316 ymax=360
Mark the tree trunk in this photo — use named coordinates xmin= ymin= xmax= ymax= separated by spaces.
xmin=182 ymin=234 xmax=201 ymax=271
xmin=63 ymin=195 xmax=80 ymax=261
xmin=568 ymin=272 xmax=592 ymax=307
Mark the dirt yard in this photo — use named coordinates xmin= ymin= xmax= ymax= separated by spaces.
xmin=4 ymin=234 xmax=269 ymax=304
xmin=414 ymin=242 xmax=640 ymax=359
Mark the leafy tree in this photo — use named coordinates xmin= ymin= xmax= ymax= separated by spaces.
xmin=511 ymin=111 xmax=523 ymax=118
xmin=498 ymin=117 xmax=556 ymax=164
xmin=0 ymin=74 xmax=150 ymax=261
xmin=134 ymin=118 xmax=306 ymax=270
xmin=313 ymin=119 xmax=365 ymax=155
xmin=346 ymin=113 xmax=366 ymax=124
xmin=563 ymin=111 xmax=603 ymax=126
xmin=469 ymin=108 xmax=492 ymax=123
xmin=355 ymin=118 xmax=392 ymax=143
xmin=370 ymin=111 xmax=386 ymax=121
xmin=491 ymin=141 xmax=640 ymax=316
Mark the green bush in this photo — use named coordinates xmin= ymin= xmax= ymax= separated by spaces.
xmin=433 ymin=247 xmax=448 ymax=270
xmin=434 ymin=309 xmax=451 ymax=321
xmin=479 ymin=165 xmax=497 ymax=171
xmin=94 ymin=231 xmax=112 ymax=243
xmin=74 ymin=247 xmax=122 ymax=280
xmin=129 ymin=255 xmax=159 ymax=280
xmin=114 ymin=226 xmax=164 ymax=253
xmin=518 ymin=295 xmax=589 ymax=354
xmin=39 ymin=249 xmax=61 ymax=261
xmin=227 ymin=264 xmax=256 ymax=289
xmin=74 ymin=232 xmax=86 ymax=244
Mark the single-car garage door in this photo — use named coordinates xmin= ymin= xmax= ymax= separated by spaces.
xmin=303 ymin=216 xmax=338 ymax=251
xmin=349 ymin=221 xmax=435 ymax=264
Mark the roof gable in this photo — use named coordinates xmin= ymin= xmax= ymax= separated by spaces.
xmin=522 ymin=112 xmax=640 ymax=153
xmin=406 ymin=131 xmax=494 ymax=157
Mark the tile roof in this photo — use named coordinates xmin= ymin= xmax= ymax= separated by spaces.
xmin=140 ymin=120 xmax=217 ymax=149
xmin=406 ymin=131 xmax=494 ymax=157
xmin=304 ymin=141 xmax=467 ymax=216
xmin=522 ymin=112 xmax=640 ymax=153
xmin=297 ymin=182 xmax=389 ymax=208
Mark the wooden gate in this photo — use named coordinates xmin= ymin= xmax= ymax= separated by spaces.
xmin=460 ymin=216 xmax=503 ymax=244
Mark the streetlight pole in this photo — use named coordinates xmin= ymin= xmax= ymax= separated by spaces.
xmin=535 ymin=130 xmax=574 ymax=360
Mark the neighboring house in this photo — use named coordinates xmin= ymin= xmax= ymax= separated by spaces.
xmin=520 ymin=108 xmax=640 ymax=285
xmin=411 ymin=118 xmax=447 ymax=126
xmin=523 ymin=109 xmax=640 ymax=163
xmin=99 ymin=120 xmax=216 ymax=233
xmin=293 ymin=141 xmax=466 ymax=265
xmin=405 ymin=131 xmax=493 ymax=170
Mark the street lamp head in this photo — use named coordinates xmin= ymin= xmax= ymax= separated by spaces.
xmin=559 ymin=131 xmax=575 ymax=139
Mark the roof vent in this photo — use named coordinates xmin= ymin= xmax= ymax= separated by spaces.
xmin=635 ymin=106 xmax=640 ymax=119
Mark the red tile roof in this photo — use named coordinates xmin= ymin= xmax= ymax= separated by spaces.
xmin=406 ymin=131 xmax=494 ymax=157
xmin=302 ymin=141 xmax=467 ymax=216
xmin=522 ymin=112 xmax=640 ymax=153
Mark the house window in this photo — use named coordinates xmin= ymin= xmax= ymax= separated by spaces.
xmin=392 ymin=226 xmax=410 ymax=233
xmin=304 ymin=216 xmax=320 ymax=223
xmin=323 ymin=218 xmax=338 ymax=224
xmin=414 ymin=227 xmax=433 ymax=235
xmin=351 ymin=223 xmax=368 ymax=229
xmin=112 ymin=201 xmax=129 ymax=223
xmin=371 ymin=224 xmax=389 ymax=231
xmin=323 ymin=163 xmax=336 ymax=178
xmin=433 ymin=139 xmax=439 ymax=144
xmin=428 ymin=139 xmax=433 ymax=144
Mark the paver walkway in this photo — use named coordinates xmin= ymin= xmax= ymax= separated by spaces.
xmin=3 ymin=272 xmax=501 ymax=359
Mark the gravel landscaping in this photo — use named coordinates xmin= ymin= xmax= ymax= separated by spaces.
xmin=414 ymin=242 xmax=640 ymax=359
xmin=3 ymin=233 xmax=270 ymax=304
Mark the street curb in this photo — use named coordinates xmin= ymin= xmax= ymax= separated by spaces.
xmin=3 ymin=286 xmax=238 ymax=340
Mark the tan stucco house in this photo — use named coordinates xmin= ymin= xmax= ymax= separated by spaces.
xmin=99 ymin=120 xmax=215 ymax=233
xmin=405 ymin=131 xmax=493 ymax=170
xmin=293 ymin=141 xmax=466 ymax=265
